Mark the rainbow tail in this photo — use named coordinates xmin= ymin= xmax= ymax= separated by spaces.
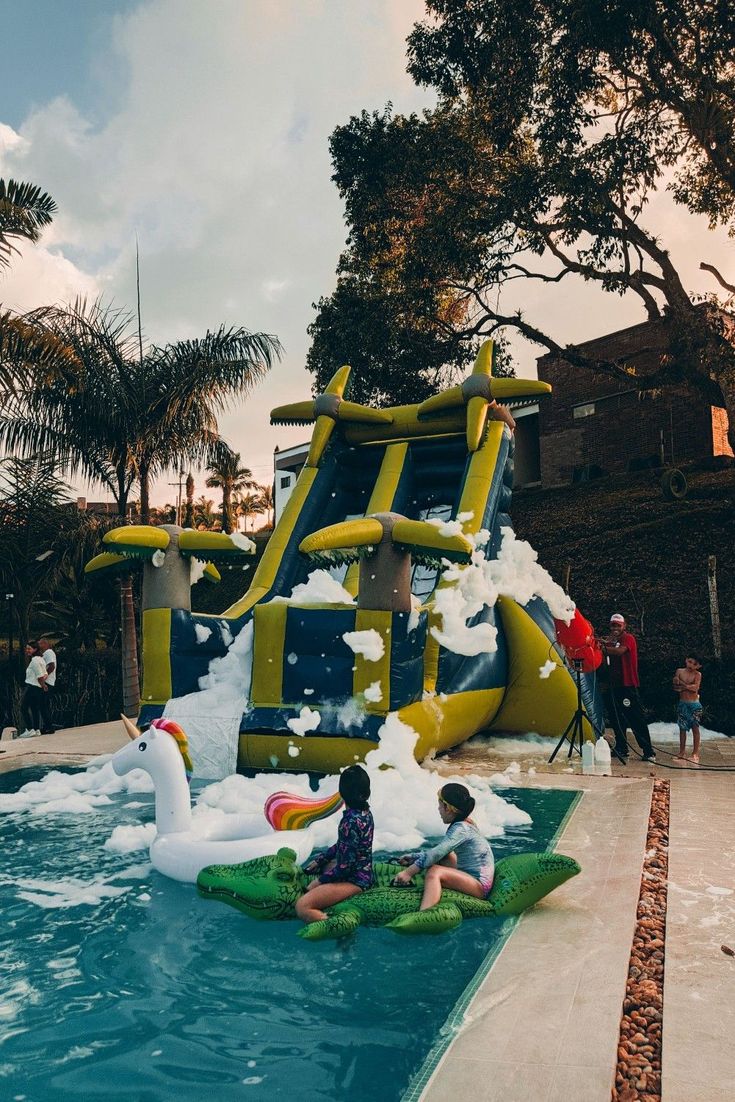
xmin=265 ymin=790 xmax=343 ymax=830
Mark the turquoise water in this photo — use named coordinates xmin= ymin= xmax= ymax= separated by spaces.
xmin=0 ymin=769 xmax=577 ymax=1101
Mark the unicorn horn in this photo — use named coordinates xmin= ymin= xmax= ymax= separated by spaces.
xmin=120 ymin=714 xmax=142 ymax=741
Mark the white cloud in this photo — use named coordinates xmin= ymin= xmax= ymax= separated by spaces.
xmin=0 ymin=0 xmax=430 ymax=502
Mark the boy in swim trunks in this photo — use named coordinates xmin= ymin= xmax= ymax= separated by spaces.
xmin=673 ymin=656 xmax=703 ymax=764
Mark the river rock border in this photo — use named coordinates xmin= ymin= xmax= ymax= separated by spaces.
xmin=612 ymin=778 xmax=669 ymax=1101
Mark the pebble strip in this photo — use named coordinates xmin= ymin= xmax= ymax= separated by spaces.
xmin=612 ymin=778 xmax=670 ymax=1102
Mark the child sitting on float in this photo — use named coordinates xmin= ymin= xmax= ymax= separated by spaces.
xmin=392 ymin=783 xmax=495 ymax=906
xmin=296 ymin=765 xmax=374 ymax=926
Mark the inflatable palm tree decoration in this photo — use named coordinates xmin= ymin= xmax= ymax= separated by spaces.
xmin=271 ymin=366 xmax=393 ymax=467
xmin=418 ymin=341 xmax=551 ymax=451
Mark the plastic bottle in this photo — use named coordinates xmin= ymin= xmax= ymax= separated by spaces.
xmin=582 ymin=740 xmax=596 ymax=774
xmin=594 ymin=737 xmax=612 ymax=776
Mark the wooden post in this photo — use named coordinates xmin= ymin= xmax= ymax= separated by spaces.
xmin=707 ymin=555 xmax=722 ymax=660
xmin=563 ymin=563 xmax=571 ymax=594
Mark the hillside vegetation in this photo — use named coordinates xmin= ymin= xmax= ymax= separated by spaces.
xmin=513 ymin=466 xmax=735 ymax=736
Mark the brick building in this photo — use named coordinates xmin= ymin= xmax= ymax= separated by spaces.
xmin=537 ymin=317 xmax=733 ymax=487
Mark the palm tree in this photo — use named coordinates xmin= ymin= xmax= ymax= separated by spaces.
xmin=255 ymin=483 xmax=275 ymax=528
xmin=0 ymin=178 xmax=57 ymax=271
xmin=193 ymin=495 xmax=216 ymax=528
xmin=0 ymin=298 xmax=281 ymax=715
xmin=235 ymin=490 xmax=263 ymax=532
xmin=205 ymin=445 xmax=257 ymax=534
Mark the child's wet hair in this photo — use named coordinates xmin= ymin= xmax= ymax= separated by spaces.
xmin=686 ymin=654 xmax=703 ymax=666
xmin=439 ymin=782 xmax=475 ymax=821
xmin=339 ymin=764 xmax=371 ymax=810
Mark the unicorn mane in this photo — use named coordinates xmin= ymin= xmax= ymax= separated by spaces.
xmin=151 ymin=718 xmax=194 ymax=783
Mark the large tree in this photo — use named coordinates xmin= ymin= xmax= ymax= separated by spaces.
xmin=310 ymin=0 xmax=735 ymax=442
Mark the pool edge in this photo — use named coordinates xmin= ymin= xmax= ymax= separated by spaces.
xmin=401 ymin=788 xmax=584 ymax=1102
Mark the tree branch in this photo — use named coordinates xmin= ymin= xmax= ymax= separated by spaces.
xmin=700 ymin=261 xmax=735 ymax=296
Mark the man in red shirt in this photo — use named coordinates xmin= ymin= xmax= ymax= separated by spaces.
xmin=601 ymin=614 xmax=656 ymax=764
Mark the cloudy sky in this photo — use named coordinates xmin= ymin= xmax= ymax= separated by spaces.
xmin=1 ymin=0 xmax=732 ymax=506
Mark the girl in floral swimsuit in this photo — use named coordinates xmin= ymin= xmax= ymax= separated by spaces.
xmin=296 ymin=765 xmax=374 ymax=926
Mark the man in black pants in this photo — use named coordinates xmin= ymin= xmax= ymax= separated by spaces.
xmin=601 ymin=614 xmax=656 ymax=765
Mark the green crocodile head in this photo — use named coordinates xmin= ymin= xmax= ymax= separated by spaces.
xmin=196 ymin=847 xmax=307 ymax=920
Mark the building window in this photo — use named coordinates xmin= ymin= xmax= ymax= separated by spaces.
xmin=573 ymin=402 xmax=596 ymax=419
xmin=279 ymin=475 xmax=292 ymax=490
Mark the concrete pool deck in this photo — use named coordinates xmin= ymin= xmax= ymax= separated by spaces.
xmin=2 ymin=723 xmax=733 ymax=1101
xmin=423 ymin=735 xmax=735 ymax=1101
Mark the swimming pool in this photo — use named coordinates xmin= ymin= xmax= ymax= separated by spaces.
xmin=0 ymin=768 xmax=578 ymax=1101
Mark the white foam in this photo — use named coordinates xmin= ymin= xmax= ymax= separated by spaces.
xmin=0 ymin=761 xmax=152 ymax=816
xmin=104 ymin=823 xmax=156 ymax=854
xmin=342 ymin=628 xmax=385 ymax=662
xmin=274 ymin=569 xmax=355 ymax=606
xmin=230 ymin=532 xmax=256 ymax=553
xmin=364 ymin=680 xmax=383 ymax=703
xmin=190 ymin=558 xmax=206 ymax=586
xmin=286 ymin=706 xmax=321 ymax=737
xmin=135 ymin=716 xmax=532 ymax=856
xmin=9 ymin=875 xmax=131 ymax=910
xmin=194 ymin=624 xmax=212 ymax=644
xmin=649 ymin=721 xmax=725 ymax=742
xmin=430 ymin=528 xmax=575 ymax=657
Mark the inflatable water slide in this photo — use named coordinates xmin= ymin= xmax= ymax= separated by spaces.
xmin=86 ymin=341 xmax=603 ymax=773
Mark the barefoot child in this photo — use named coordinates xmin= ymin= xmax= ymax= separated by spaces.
xmin=392 ymin=783 xmax=494 ymax=908
xmin=296 ymin=765 xmax=374 ymax=925
xmin=673 ymin=656 xmax=703 ymax=763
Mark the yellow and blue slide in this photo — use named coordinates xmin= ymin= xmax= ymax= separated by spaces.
xmin=86 ymin=341 xmax=603 ymax=772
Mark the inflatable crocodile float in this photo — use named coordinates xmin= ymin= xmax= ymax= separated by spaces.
xmin=197 ymin=846 xmax=581 ymax=939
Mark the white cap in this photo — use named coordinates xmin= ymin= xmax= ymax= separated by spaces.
xmin=609 ymin=613 xmax=625 ymax=624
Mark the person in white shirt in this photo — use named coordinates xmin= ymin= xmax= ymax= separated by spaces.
xmin=20 ymin=642 xmax=48 ymax=738
xmin=38 ymin=636 xmax=57 ymax=734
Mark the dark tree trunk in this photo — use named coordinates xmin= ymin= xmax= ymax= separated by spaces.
xmin=139 ymin=461 xmax=150 ymax=524
xmin=222 ymin=484 xmax=233 ymax=533
xmin=116 ymin=467 xmax=139 ymax=717
xmin=119 ymin=573 xmax=140 ymax=718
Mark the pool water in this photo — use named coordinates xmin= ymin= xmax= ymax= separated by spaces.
xmin=0 ymin=769 xmax=577 ymax=1101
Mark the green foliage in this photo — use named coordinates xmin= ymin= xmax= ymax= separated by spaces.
xmin=0 ymin=178 xmax=56 ymax=270
xmin=0 ymin=455 xmax=120 ymax=648
xmin=0 ymin=455 xmax=72 ymax=645
xmin=308 ymin=105 xmax=514 ymax=403
xmin=35 ymin=512 xmax=120 ymax=651
xmin=310 ymin=0 xmax=735 ymax=439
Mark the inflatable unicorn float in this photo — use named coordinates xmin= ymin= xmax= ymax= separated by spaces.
xmin=113 ymin=715 xmax=340 ymax=882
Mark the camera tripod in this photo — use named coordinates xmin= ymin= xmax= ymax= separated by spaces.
xmin=548 ymin=658 xmax=593 ymax=764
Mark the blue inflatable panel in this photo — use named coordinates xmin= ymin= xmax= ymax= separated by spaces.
xmin=242 ymin=706 xmax=385 ymax=744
